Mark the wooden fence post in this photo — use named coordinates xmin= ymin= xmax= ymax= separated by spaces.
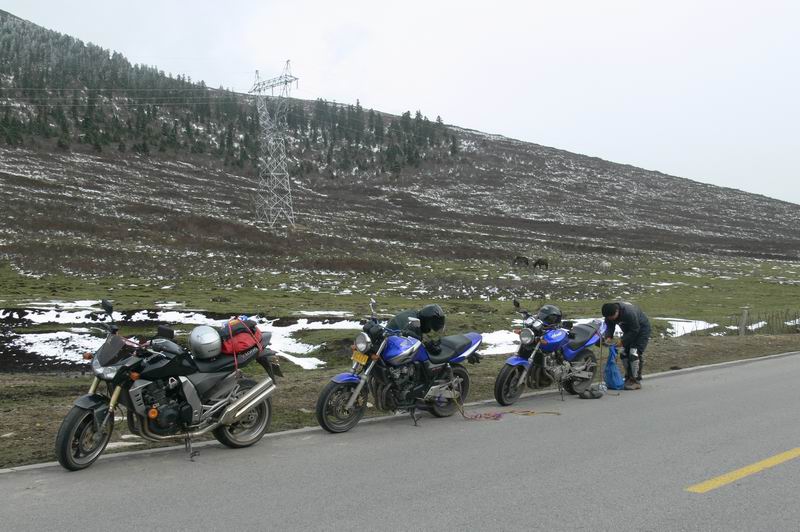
xmin=739 ymin=306 xmax=750 ymax=336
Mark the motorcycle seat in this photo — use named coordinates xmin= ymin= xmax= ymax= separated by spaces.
xmin=568 ymin=323 xmax=599 ymax=350
xmin=194 ymin=346 xmax=260 ymax=373
xmin=428 ymin=334 xmax=472 ymax=364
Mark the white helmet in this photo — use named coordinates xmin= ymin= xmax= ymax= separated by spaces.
xmin=189 ymin=325 xmax=221 ymax=360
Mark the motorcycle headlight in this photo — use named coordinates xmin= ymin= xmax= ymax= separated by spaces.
xmin=519 ymin=328 xmax=535 ymax=345
xmin=91 ymin=357 xmax=118 ymax=380
xmin=354 ymin=332 xmax=372 ymax=353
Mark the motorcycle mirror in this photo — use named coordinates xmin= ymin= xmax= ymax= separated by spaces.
xmin=101 ymin=299 xmax=114 ymax=315
xmin=156 ymin=325 xmax=175 ymax=339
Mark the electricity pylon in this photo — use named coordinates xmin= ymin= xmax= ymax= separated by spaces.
xmin=250 ymin=60 xmax=299 ymax=228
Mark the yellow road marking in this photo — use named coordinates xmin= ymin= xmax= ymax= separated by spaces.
xmin=686 ymin=447 xmax=800 ymax=494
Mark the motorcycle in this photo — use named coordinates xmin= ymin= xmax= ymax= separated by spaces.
xmin=493 ymin=299 xmax=604 ymax=406
xmin=55 ymin=299 xmax=282 ymax=471
xmin=315 ymin=299 xmax=483 ymax=433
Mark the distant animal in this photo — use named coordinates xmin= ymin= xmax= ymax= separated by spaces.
xmin=532 ymin=258 xmax=549 ymax=270
xmin=512 ymin=255 xmax=530 ymax=267
xmin=599 ymin=260 xmax=612 ymax=271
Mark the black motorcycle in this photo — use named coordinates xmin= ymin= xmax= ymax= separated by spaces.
xmin=55 ymin=300 xmax=282 ymax=471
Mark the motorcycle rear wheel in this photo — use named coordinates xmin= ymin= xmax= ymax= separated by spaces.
xmin=430 ymin=365 xmax=470 ymax=417
xmin=563 ymin=351 xmax=598 ymax=395
xmin=494 ymin=364 xmax=525 ymax=406
xmin=315 ymin=381 xmax=367 ymax=433
xmin=55 ymin=406 xmax=114 ymax=471
xmin=214 ymin=379 xmax=272 ymax=448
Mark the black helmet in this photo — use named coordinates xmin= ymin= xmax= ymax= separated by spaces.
xmin=419 ymin=304 xmax=445 ymax=333
xmin=536 ymin=304 xmax=562 ymax=327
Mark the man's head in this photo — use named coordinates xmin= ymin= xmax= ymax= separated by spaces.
xmin=602 ymin=302 xmax=620 ymax=321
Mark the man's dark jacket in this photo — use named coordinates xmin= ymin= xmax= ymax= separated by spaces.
xmin=604 ymin=301 xmax=651 ymax=350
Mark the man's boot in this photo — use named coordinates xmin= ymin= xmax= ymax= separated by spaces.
xmin=628 ymin=353 xmax=641 ymax=390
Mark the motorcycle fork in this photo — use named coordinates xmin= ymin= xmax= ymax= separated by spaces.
xmin=93 ymin=384 xmax=122 ymax=437
xmin=516 ymin=345 xmax=540 ymax=388
xmin=345 ymin=360 xmax=376 ymax=410
xmin=88 ymin=377 xmax=100 ymax=394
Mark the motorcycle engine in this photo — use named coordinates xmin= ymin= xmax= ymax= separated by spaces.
xmin=142 ymin=379 xmax=193 ymax=435
xmin=372 ymin=364 xmax=418 ymax=411
xmin=389 ymin=365 xmax=416 ymax=402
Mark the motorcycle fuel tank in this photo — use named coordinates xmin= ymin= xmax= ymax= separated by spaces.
xmin=382 ymin=336 xmax=421 ymax=366
xmin=539 ymin=329 xmax=568 ymax=353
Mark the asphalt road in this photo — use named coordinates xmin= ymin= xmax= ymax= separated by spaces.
xmin=2 ymin=354 xmax=799 ymax=531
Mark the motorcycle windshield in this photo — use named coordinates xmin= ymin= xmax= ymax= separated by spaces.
xmin=95 ymin=335 xmax=127 ymax=366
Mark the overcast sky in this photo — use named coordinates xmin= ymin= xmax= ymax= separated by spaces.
xmin=5 ymin=0 xmax=799 ymax=204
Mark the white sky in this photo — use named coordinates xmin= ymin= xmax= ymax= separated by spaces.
xmin=4 ymin=0 xmax=799 ymax=204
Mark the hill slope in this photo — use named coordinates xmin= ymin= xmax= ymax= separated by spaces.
xmin=0 ymin=8 xmax=798 ymax=284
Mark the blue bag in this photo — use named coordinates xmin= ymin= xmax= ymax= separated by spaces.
xmin=604 ymin=345 xmax=625 ymax=390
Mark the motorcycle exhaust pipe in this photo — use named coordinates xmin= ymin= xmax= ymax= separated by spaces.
xmin=138 ymin=417 xmax=221 ymax=442
xmin=219 ymin=377 xmax=276 ymax=426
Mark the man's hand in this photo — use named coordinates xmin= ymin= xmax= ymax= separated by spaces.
xmin=603 ymin=337 xmax=623 ymax=348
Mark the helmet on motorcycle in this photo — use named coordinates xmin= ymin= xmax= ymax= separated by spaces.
xmin=536 ymin=304 xmax=562 ymax=327
xmin=189 ymin=325 xmax=222 ymax=360
xmin=419 ymin=304 xmax=446 ymax=333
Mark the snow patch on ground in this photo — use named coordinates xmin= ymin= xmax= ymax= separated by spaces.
xmin=9 ymin=331 xmax=106 ymax=363
xmin=480 ymin=330 xmax=519 ymax=355
xmin=654 ymin=318 xmax=718 ymax=337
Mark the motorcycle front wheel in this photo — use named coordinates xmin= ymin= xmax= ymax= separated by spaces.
xmin=55 ymin=406 xmax=114 ymax=471
xmin=563 ymin=351 xmax=598 ymax=395
xmin=494 ymin=364 xmax=525 ymax=406
xmin=214 ymin=379 xmax=272 ymax=448
xmin=430 ymin=365 xmax=470 ymax=417
xmin=315 ymin=381 xmax=368 ymax=433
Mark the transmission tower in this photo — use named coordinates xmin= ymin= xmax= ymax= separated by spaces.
xmin=250 ymin=60 xmax=299 ymax=228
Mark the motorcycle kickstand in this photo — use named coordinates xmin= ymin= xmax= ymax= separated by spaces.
xmin=409 ymin=407 xmax=421 ymax=426
xmin=558 ymin=382 xmax=565 ymax=401
xmin=184 ymin=435 xmax=199 ymax=461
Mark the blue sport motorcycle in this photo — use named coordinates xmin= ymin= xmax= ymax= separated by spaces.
xmin=315 ymin=299 xmax=483 ymax=433
xmin=493 ymin=300 xmax=604 ymax=405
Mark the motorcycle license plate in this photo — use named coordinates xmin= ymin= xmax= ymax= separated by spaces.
xmin=351 ymin=350 xmax=369 ymax=365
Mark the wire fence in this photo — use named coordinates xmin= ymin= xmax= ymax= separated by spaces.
xmin=721 ymin=310 xmax=800 ymax=336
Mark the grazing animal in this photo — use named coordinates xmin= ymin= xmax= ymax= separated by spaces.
xmin=512 ymin=255 xmax=530 ymax=267
xmin=532 ymin=258 xmax=549 ymax=270
xmin=599 ymin=260 xmax=612 ymax=271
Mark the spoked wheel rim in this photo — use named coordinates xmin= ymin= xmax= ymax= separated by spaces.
xmin=322 ymin=384 xmax=366 ymax=432
xmin=68 ymin=412 xmax=112 ymax=466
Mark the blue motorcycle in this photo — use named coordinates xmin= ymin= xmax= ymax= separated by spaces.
xmin=315 ymin=299 xmax=483 ymax=433
xmin=493 ymin=300 xmax=604 ymax=405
